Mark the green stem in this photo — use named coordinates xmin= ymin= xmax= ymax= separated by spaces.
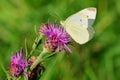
xmin=43 ymin=53 xmax=56 ymax=60
xmin=28 ymin=35 xmax=42 ymax=59
xmin=0 ymin=63 xmax=11 ymax=80
xmin=30 ymin=50 xmax=46 ymax=70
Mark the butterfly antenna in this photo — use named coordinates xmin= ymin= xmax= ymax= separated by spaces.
xmin=48 ymin=8 xmax=62 ymax=20
xmin=54 ymin=11 xmax=62 ymax=20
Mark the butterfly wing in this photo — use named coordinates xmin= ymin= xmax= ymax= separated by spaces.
xmin=61 ymin=7 xmax=96 ymax=44
xmin=80 ymin=7 xmax=97 ymax=26
xmin=65 ymin=22 xmax=89 ymax=44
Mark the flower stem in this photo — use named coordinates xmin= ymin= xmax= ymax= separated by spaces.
xmin=0 ymin=63 xmax=11 ymax=80
xmin=30 ymin=50 xmax=46 ymax=70
xmin=28 ymin=35 xmax=42 ymax=59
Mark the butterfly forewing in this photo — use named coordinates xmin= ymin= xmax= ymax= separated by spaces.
xmin=65 ymin=22 xmax=89 ymax=44
xmin=61 ymin=7 xmax=97 ymax=44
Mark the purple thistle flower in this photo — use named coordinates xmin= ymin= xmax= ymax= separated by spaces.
xmin=9 ymin=50 xmax=27 ymax=78
xmin=39 ymin=23 xmax=71 ymax=53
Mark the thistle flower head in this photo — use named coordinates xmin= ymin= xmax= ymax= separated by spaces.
xmin=9 ymin=50 xmax=26 ymax=77
xmin=39 ymin=23 xmax=71 ymax=53
xmin=28 ymin=56 xmax=45 ymax=80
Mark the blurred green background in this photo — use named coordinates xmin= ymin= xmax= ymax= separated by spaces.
xmin=0 ymin=0 xmax=120 ymax=80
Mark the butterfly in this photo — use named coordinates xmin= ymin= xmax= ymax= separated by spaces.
xmin=61 ymin=7 xmax=97 ymax=44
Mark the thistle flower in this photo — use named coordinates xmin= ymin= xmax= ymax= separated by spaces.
xmin=39 ymin=23 xmax=71 ymax=53
xmin=28 ymin=56 xmax=45 ymax=80
xmin=9 ymin=50 xmax=27 ymax=78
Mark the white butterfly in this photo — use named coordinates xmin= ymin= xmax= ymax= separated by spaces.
xmin=61 ymin=7 xmax=97 ymax=44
